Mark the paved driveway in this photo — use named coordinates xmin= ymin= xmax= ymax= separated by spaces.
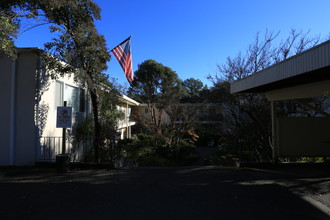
xmin=0 ymin=166 xmax=330 ymax=219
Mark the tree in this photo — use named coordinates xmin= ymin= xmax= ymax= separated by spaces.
xmin=273 ymin=29 xmax=320 ymax=62
xmin=0 ymin=10 xmax=18 ymax=58
xmin=128 ymin=59 xmax=182 ymax=136
xmin=42 ymin=1 xmax=111 ymax=161
xmin=126 ymin=60 xmax=201 ymax=165
xmin=45 ymin=28 xmax=110 ymax=162
xmin=0 ymin=1 xmax=114 ymax=161
xmin=210 ymin=29 xmax=323 ymax=161
xmin=0 ymin=1 xmax=35 ymax=58
xmin=181 ymin=78 xmax=208 ymax=103
xmin=213 ymin=29 xmax=321 ymax=83
xmin=163 ymin=102 xmax=201 ymax=147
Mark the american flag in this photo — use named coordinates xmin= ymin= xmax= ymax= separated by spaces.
xmin=111 ymin=36 xmax=134 ymax=83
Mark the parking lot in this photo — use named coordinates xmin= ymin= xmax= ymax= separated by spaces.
xmin=1 ymin=165 xmax=330 ymax=219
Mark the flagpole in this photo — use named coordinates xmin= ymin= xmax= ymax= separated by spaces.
xmin=110 ymin=36 xmax=132 ymax=51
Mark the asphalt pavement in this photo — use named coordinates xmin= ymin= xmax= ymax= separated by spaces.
xmin=0 ymin=165 xmax=330 ymax=220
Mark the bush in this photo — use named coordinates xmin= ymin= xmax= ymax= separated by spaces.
xmin=176 ymin=145 xmax=199 ymax=165
xmin=137 ymin=154 xmax=174 ymax=167
xmin=83 ymin=146 xmax=113 ymax=163
xmin=278 ymin=157 xmax=330 ymax=163
xmin=119 ymin=134 xmax=198 ymax=166
xmin=195 ymin=129 xmax=217 ymax=147
xmin=203 ymin=150 xmax=239 ymax=166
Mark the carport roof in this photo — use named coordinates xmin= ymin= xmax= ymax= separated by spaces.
xmin=230 ymin=40 xmax=330 ymax=94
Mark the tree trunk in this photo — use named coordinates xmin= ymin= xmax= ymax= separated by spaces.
xmin=90 ymin=89 xmax=101 ymax=162
xmin=86 ymin=75 xmax=101 ymax=162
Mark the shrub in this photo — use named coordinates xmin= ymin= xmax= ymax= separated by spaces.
xmin=119 ymin=134 xmax=198 ymax=166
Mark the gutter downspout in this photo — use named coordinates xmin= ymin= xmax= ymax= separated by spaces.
xmin=9 ymin=59 xmax=17 ymax=165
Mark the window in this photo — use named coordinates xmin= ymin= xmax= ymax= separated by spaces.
xmin=55 ymin=81 xmax=85 ymax=112
xmin=64 ymin=84 xmax=80 ymax=112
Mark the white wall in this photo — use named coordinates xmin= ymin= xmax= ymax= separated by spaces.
xmin=15 ymin=52 xmax=39 ymax=165
xmin=0 ymin=57 xmax=15 ymax=165
xmin=0 ymin=49 xmax=89 ymax=165
xmin=38 ymin=66 xmax=89 ymax=160
xmin=0 ymin=48 xmax=138 ymax=165
xmin=0 ymin=51 xmax=39 ymax=165
xmin=40 ymin=74 xmax=87 ymax=138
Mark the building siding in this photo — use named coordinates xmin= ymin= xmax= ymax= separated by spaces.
xmin=231 ymin=40 xmax=330 ymax=93
xmin=14 ymin=52 xmax=39 ymax=165
xmin=0 ymin=57 xmax=14 ymax=165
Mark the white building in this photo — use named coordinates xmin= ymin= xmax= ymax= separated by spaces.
xmin=0 ymin=48 xmax=138 ymax=165
xmin=117 ymin=95 xmax=140 ymax=139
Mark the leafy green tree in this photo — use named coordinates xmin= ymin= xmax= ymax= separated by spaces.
xmin=0 ymin=1 xmax=34 ymax=57
xmin=128 ymin=59 xmax=182 ymax=135
xmin=0 ymin=11 xmax=18 ymax=58
xmin=181 ymin=78 xmax=208 ymax=103
xmin=128 ymin=61 xmax=203 ymax=163
xmin=44 ymin=24 xmax=110 ymax=161
xmin=98 ymin=80 xmax=124 ymax=142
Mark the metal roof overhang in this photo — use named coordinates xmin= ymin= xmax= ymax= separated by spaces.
xmin=230 ymin=40 xmax=330 ymax=100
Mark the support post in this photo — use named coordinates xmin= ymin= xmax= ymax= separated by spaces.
xmin=271 ymin=101 xmax=278 ymax=164
xmin=56 ymin=101 xmax=70 ymax=172
xmin=62 ymin=101 xmax=67 ymax=155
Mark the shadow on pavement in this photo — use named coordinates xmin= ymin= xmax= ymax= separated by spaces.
xmin=0 ymin=166 xmax=329 ymax=219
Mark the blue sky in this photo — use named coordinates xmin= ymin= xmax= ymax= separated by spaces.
xmin=15 ymin=0 xmax=330 ymax=88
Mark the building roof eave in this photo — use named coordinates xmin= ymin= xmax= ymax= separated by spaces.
xmin=230 ymin=40 xmax=330 ymax=94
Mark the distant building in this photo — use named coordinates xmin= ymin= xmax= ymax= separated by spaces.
xmin=117 ymin=95 xmax=140 ymax=139
xmin=131 ymin=103 xmax=225 ymax=144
